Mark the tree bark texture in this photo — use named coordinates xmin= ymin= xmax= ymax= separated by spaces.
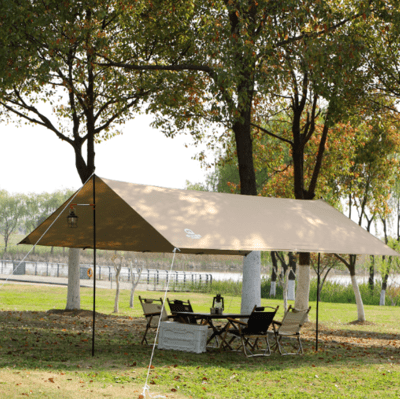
xmin=114 ymin=265 xmax=122 ymax=313
xmin=295 ymin=253 xmax=310 ymax=320
xmin=65 ymin=248 xmax=81 ymax=310
xmin=369 ymin=256 xmax=375 ymax=290
xmin=130 ymin=265 xmax=142 ymax=309
xmin=294 ymin=265 xmax=310 ymax=316
xmin=270 ymin=251 xmax=278 ymax=297
xmin=233 ymin=110 xmax=260 ymax=313
xmin=380 ymin=273 xmax=389 ymax=306
xmin=335 ymin=254 xmax=366 ymax=321
xmin=241 ymin=251 xmax=261 ymax=315
xmin=283 ymin=267 xmax=290 ymax=313
xmin=287 ymin=252 xmax=296 ymax=301
xmin=287 ymin=277 xmax=296 ymax=301
xmin=233 ymin=119 xmax=257 ymax=196
xmin=351 ymin=274 xmax=366 ymax=321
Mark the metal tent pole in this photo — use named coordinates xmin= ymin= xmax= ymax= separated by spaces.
xmin=92 ymin=174 xmax=97 ymax=357
xmin=316 ymin=252 xmax=320 ymax=352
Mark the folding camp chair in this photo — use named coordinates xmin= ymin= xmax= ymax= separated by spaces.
xmin=271 ymin=305 xmax=311 ymax=355
xmin=139 ymin=296 xmax=174 ymax=345
xmin=167 ymin=298 xmax=198 ymax=324
xmin=224 ymin=305 xmax=279 ymax=357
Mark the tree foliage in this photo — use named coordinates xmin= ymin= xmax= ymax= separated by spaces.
xmin=0 ymin=0 xmax=154 ymax=183
xmin=0 ymin=191 xmax=26 ymax=252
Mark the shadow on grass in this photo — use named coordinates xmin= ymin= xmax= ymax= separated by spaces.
xmin=1 ymin=310 xmax=399 ymax=377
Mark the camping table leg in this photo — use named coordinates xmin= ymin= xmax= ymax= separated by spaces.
xmin=197 ymin=317 xmax=221 ymax=347
xmin=216 ymin=320 xmax=241 ymax=351
xmin=202 ymin=317 xmax=235 ymax=350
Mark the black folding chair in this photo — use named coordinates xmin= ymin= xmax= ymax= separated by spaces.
xmin=224 ymin=305 xmax=279 ymax=357
xmin=167 ymin=299 xmax=198 ymax=324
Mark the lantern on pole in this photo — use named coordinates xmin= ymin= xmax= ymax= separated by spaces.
xmin=67 ymin=208 xmax=78 ymax=228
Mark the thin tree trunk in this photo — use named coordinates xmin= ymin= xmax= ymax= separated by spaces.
xmin=380 ymin=218 xmax=390 ymax=306
xmin=380 ymin=273 xmax=389 ymax=306
xmin=351 ymin=274 xmax=366 ymax=321
xmin=66 ymin=248 xmax=81 ymax=310
xmin=4 ymin=234 xmax=9 ymax=253
xmin=294 ymin=253 xmax=311 ymax=321
xmin=114 ymin=264 xmax=122 ymax=313
xmin=335 ymin=254 xmax=365 ymax=321
xmin=369 ymin=255 xmax=374 ymax=290
xmin=129 ymin=261 xmax=142 ymax=309
xmin=287 ymin=252 xmax=296 ymax=301
xmin=270 ymin=251 xmax=278 ymax=297
xmin=241 ymin=251 xmax=261 ymax=315
xmin=283 ymin=267 xmax=290 ymax=313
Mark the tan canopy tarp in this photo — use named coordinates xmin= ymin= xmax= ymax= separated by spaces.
xmin=19 ymin=175 xmax=399 ymax=257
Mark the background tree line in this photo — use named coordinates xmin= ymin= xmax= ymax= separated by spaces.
xmin=0 ymin=189 xmax=74 ymax=254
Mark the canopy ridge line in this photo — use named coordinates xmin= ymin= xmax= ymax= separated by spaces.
xmin=0 ymin=173 xmax=95 ymax=290
xmin=142 ymin=247 xmax=180 ymax=399
xmin=20 ymin=176 xmax=399 ymax=256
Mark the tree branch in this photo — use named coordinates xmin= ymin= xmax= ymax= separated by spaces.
xmin=334 ymin=253 xmax=350 ymax=268
xmin=250 ymin=122 xmax=293 ymax=146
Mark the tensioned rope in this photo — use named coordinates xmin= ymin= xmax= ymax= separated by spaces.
xmin=142 ymin=247 xmax=180 ymax=399
xmin=0 ymin=173 xmax=95 ymax=289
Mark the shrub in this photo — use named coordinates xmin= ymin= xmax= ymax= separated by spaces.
xmin=261 ymin=276 xmax=398 ymax=306
xmin=184 ymin=279 xmax=243 ymax=297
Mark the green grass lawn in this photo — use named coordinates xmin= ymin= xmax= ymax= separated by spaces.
xmin=1 ymin=284 xmax=400 ymax=398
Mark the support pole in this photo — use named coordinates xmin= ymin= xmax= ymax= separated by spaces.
xmin=92 ymin=175 xmax=97 ymax=357
xmin=316 ymin=252 xmax=320 ymax=352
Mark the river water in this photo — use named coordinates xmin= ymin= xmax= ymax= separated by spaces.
xmin=211 ymin=271 xmax=391 ymax=286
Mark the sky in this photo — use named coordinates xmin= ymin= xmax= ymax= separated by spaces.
xmin=1 ymin=114 xmax=209 ymax=194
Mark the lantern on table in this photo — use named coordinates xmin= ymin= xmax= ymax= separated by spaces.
xmin=212 ymin=294 xmax=224 ymax=315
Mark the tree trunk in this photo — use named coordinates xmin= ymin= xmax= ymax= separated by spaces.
xmin=351 ymin=274 xmax=366 ymax=321
xmin=241 ymin=251 xmax=261 ymax=315
xmin=65 ymin=248 xmax=81 ymax=310
xmin=270 ymin=251 xmax=278 ymax=297
xmin=369 ymin=255 xmax=374 ymax=290
xmin=287 ymin=270 xmax=296 ymax=301
xmin=4 ymin=234 xmax=9 ymax=253
xmin=233 ymin=113 xmax=261 ymax=314
xmin=380 ymin=273 xmax=388 ymax=306
xmin=335 ymin=254 xmax=365 ymax=321
xmin=114 ymin=265 xmax=122 ymax=313
xmin=294 ymin=253 xmax=310 ymax=320
xmin=283 ymin=267 xmax=290 ymax=312
xmin=130 ymin=263 xmax=142 ymax=309
xmin=287 ymin=252 xmax=296 ymax=301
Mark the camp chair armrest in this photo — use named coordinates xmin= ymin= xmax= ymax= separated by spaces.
xmin=144 ymin=311 xmax=162 ymax=317
xmin=227 ymin=317 xmax=247 ymax=326
xmin=272 ymin=320 xmax=282 ymax=326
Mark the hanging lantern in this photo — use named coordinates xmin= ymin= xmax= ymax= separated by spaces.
xmin=67 ymin=208 xmax=78 ymax=228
